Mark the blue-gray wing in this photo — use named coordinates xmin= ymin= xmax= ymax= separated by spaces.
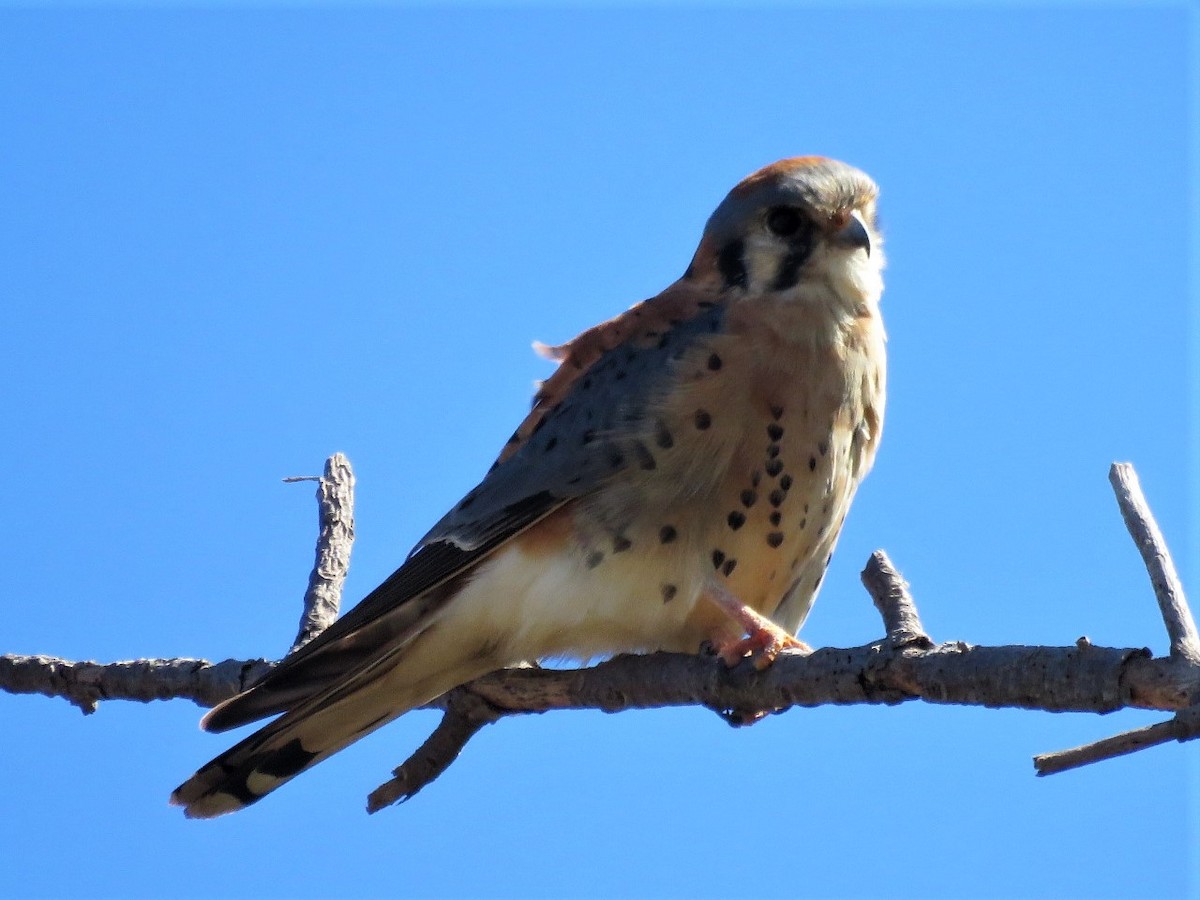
xmin=203 ymin=295 xmax=724 ymax=731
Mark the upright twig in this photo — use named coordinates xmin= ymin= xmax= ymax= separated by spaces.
xmin=861 ymin=551 xmax=933 ymax=648
xmin=288 ymin=453 xmax=355 ymax=653
xmin=1107 ymin=462 xmax=1200 ymax=664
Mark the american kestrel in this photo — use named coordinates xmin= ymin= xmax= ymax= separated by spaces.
xmin=172 ymin=156 xmax=886 ymax=817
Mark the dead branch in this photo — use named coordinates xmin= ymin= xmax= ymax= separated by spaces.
xmin=4 ymin=458 xmax=1199 ymax=812
xmin=1107 ymin=462 xmax=1200 ymax=663
xmin=0 ymin=654 xmax=274 ymax=714
xmin=288 ymin=452 xmax=355 ymax=653
xmin=1031 ymin=461 xmax=1200 ymax=776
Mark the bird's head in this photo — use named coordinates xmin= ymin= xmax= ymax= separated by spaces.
xmin=685 ymin=156 xmax=883 ymax=309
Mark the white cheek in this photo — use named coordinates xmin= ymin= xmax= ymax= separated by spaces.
xmin=832 ymin=250 xmax=884 ymax=305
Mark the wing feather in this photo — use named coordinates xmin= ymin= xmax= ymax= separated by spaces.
xmin=203 ymin=285 xmax=726 ymax=732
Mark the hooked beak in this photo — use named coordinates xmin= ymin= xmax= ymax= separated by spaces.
xmin=831 ymin=210 xmax=871 ymax=258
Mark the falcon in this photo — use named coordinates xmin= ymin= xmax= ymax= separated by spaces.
xmin=172 ymin=156 xmax=886 ymax=817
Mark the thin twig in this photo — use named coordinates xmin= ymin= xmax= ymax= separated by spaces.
xmin=289 ymin=453 xmax=355 ymax=653
xmin=1109 ymin=462 xmax=1200 ymax=663
xmin=860 ymin=550 xmax=932 ymax=648
xmin=1033 ymin=706 xmax=1200 ymax=776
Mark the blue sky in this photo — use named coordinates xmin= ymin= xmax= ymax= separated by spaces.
xmin=1 ymin=5 xmax=1194 ymax=898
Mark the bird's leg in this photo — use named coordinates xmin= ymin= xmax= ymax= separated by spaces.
xmin=702 ymin=579 xmax=810 ymax=670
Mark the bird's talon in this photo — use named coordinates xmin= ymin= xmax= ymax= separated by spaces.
xmin=714 ymin=629 xmax=809 ymax=670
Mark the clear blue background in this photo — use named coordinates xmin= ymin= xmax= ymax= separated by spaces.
xmin=1 ymin=5 xmax=1194 ymax=898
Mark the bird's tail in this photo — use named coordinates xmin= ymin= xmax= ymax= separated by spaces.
xmin=170 ymin=618 xmax=501 ymax=818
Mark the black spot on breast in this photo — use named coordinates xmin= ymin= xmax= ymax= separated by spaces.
xmin=727 ymin=511 xmax=746 ymax=530
xmin=766 ymin=532 xmax=784 ymax=548
xmin=694 ymin=410 xmax=712 ymax=430
xmin=655 ymin=421 xmax=674 ymax=449
xmin=770 ymin=511 xmax=782 ymax=526
xmin=808 ymin=456 xmax=817 ymax=471
xmin=767 ymin=444 xmax=780 ymax=459
xmin=607 ymin=448 xmax=625 ymax=469
xmin=770 ymin=405 xmax=784 ymax=420
xmin=707 ymin=353 xmax=723 ymax=371
xmin=766 ymin=459 xmax=784 ymax=477
xmin=751 ymin=471 xmax=761 ymax=488
xmin=711 ymin=549 xmax=726 ymax=569
xmin=661 ymin=584 xmax=677 ymax=603
xmin=612 ymin=535 xmax=632 ymax=553
xmin=659 ymin=525 xmax=677 ymax=544
xmin=780 ymin=474 xmax=793 ymax=491
xmin=800 ymin=518 xmax=807 ymax=529
xmin=722 ymin=558 xmax=738 ymax=576
xmin=767 ymin=423 xmax=784 ymax=442
xmin=769 ymin=489 xmax=786 ymax=507
xmin=818 ymin=441 xmax=829 ymax=456
xmin=718 ymin=239 xmax=747 ymax=290
xmin=740 ymin=489 xmax=757 ymax=508
xmin=633 ymin=441 xmax=657 ymax=470
xmin=586 ymin=551 xmax=604 ymax=569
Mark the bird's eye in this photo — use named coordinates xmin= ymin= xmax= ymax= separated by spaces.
xmin=766 ymin=206 xmax=804 ymax=238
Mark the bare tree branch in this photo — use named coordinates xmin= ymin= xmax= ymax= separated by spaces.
xmin=4 ymin=459 xmax=1200 ymax=811
xmin=860 ymin=550 xmax=932 ymax=649
xmin=367 ymin=688 xmax=502 ymax=813
xmin=0 ymin=654 xmax=274 ymax=714
xmin=1034 ymin=706 xmax=1200 ymax=776
xmin=1029 ymin=462 xmax=1200 ymax=775
xmin=289 ymin=453 xmax=355 ymax=653
xmin=1108 ymin=462 xmax=1200 ymax=663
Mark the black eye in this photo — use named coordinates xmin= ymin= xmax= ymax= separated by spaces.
xmin=766 ymin=206 xmax=804 ymax=237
